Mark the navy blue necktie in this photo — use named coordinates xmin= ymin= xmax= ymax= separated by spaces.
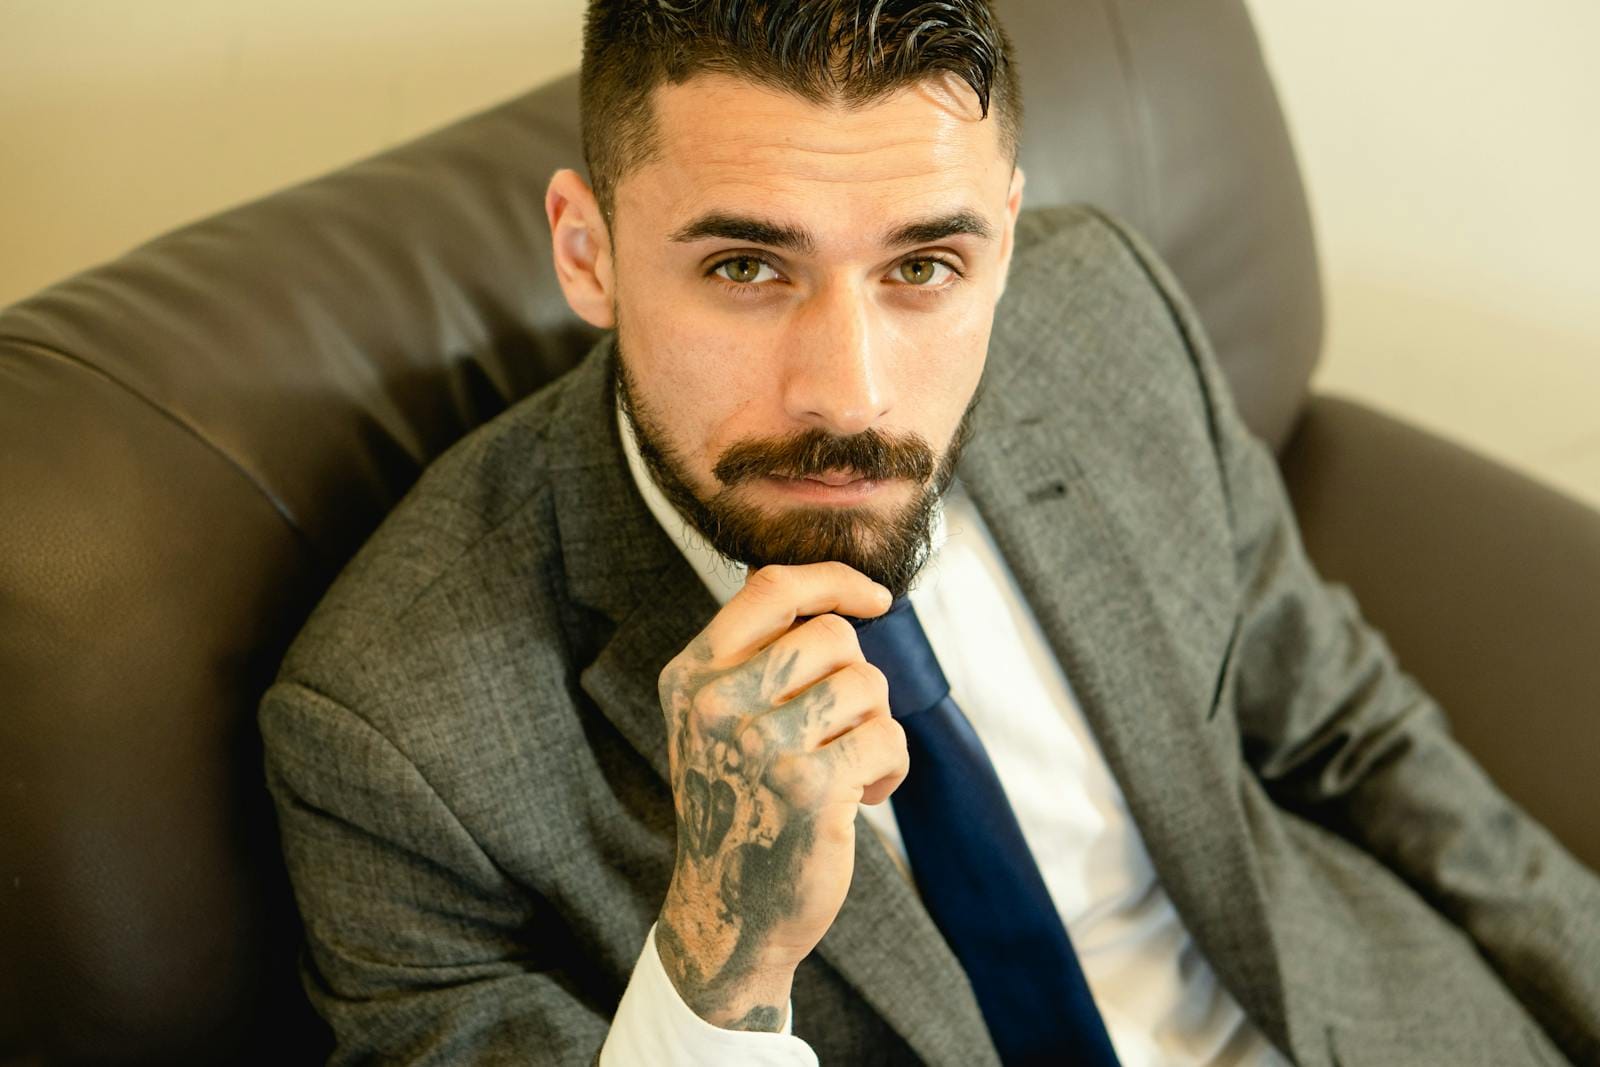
xmin=850 ymin=597 xmax=1122 ymax=1067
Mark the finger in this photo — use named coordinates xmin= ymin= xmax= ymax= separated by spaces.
xmin=859 ymin=768 xmax=903 ymax=807
xmin=703 ymin=562 xmax=891 ymax=668
xmin=743 ymin=612 xmax=864 ymax=707
xmin=689 ymin=615 xmax=863 ymax=738
xmin=729 ymin=659 xmax=889 ymax=768
xmin=817 ymin=711 xmax=909 ymax=801
xmin=761 ymin=700 xmax=900 ymax=811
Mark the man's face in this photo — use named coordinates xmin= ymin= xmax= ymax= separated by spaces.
xmin=588 ymin=72 xmax=1023 ymax=597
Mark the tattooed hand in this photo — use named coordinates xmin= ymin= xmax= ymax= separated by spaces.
xmin=654 ymin=562 xmax=909 ymax=1032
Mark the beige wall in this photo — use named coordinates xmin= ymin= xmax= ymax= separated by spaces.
xmin=0 ymin=0 xmax=589 ymax=306
xmin=4 ymin=1 xmax=1596 ymax=508
xmin=1248 ymin=1 xmax=1600 ymax=509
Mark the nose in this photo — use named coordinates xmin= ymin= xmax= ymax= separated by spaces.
xmin=781 ymin=277 xmax=894 ymax=436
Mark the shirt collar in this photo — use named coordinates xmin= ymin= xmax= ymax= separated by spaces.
xmin=615 ymin=398 xmax=948 ymax=607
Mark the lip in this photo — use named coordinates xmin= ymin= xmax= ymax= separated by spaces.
xmin=760 ymin=473 xmax=885 ymax=503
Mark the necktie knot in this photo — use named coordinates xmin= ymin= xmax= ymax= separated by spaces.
xmin=849 ymin=596 xmax=951 ymax=720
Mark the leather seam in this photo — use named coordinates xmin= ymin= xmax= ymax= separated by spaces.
xmin=1099 ymin=0 xmax=1161 ymax=234
xmin=0 ymin=334 xmax=316 ymax=555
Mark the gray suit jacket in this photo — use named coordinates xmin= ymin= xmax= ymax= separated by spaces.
xmin=260 ymin=204 xmax=1600 ymax=1067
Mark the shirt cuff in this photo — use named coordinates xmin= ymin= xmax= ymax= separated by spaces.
xmin=600 ymin=922 xmax=818 ymax=1067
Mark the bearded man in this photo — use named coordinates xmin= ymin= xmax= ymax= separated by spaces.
xmin=259 ymin=2 xmax=1600 ymax=1065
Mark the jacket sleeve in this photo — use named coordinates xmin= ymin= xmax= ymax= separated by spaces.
xmin=1090 ymin=209 xmax=1600 ymax=1065
xmin=260 ymin=677 xmax=612 ymax=1064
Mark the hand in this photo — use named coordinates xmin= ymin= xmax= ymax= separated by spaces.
xmin=653 ymin=562 xmax=910 ymax=1031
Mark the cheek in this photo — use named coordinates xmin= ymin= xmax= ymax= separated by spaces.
xmin=656 ymin=330 xmax=760 ymax=416
xmin=621 ymin=271 xmax=759 ymax=393
xmin=624 ymin=320 xmax=760 ymax=466
xmin=894 ymin=311 xmax=991 ymax=427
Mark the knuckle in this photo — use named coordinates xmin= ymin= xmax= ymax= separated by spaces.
xmin=868 ymin=712 xmax=905 ymax=748
xmin=885 ymin=715 xmax=907 ymax=747
xmin=848 ymin=659 xmax=889 ymax=701
xmin=742 ymin=564 xmax=789 ymax=599
xmin=813 ymin=611 xmax=856 ymax=644
xmin=739 ymin=715 xmax=773 ymax=764
xmin=767 ymin=751 xmax=828 ymax=807
xmin=657 ymin=660 xmax=680 ymax=701
xmin=820 ymin=559 xmax=855 ymax=581
xmin=687 ymin=686 xmax=722 ymax=732
xmin=829 ymin=734 xmax=864 ymax=771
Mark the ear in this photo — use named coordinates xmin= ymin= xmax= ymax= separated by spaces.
xmin=995 ymin=165 xmax=1026 ymax=303
xmin=545 ymin=168 xmax=616 ymax=329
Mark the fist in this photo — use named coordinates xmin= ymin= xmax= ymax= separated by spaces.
xmin=654 ymin=562 xmax=910 ymax=1030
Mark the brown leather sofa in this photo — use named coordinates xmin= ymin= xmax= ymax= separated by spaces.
xmin=3 ymin=1 xmax=1596 ymax=1063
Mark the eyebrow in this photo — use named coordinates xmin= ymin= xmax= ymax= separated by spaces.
xmin=668 ymin=214 xmax=817 ymax=254
xmin=666 ymin=209 xmax=996 ymax=254
xmin=886 ymin=209 xmax=997 ymax=249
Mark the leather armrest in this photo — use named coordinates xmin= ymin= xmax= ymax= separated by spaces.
xmin=1280 ymin=393 xmax=1600 ymax=873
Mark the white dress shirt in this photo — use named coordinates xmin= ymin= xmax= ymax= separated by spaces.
xmin=601 ymin=402 xmax=1294 ymax=1067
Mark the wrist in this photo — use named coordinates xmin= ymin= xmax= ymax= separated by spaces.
xmin=653 ymin=911 xmax=797 ymax=1031
xmin=704 ymin=969 xmax=794 ymax=1032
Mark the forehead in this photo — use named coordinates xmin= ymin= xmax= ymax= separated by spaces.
xmin=616 ymin=71 xmax=1010 ymax=243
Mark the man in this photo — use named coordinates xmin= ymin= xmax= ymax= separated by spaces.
xmin=259 ymin=1 xmax=1600 ymax=1064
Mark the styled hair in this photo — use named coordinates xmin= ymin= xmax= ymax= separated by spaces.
xmin=579 ymin=0 xmax=1023 ymax=228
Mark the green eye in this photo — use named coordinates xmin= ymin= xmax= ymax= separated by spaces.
xmin=720 ymin=257 xmax=765 ymax=284
xmin=900 ymin=259 xmax=940 ymax=285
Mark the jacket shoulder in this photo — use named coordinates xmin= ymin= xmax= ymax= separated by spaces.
xmin=274 ymin=354 xmax=587 ymax=709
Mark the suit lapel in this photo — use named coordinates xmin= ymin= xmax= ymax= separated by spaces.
xmin=954 ymin=212 xmax=1294 ymax=1054
xmin=955 ymin=420 xmax=1292 ymax=1057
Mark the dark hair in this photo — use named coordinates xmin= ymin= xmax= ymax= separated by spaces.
xmin=579 ymin=0 xmax=1023 ymax=229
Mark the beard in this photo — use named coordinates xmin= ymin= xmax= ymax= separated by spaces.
xmin=612 ymin=334 xmax=982 ymax=601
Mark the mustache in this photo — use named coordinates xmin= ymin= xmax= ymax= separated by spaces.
xmin=712 ymin=426 xmax=936 ymax=486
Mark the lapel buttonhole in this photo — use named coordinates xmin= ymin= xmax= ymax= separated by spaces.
xmin=1207 ymin=615 xmax=1243 ymax=723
